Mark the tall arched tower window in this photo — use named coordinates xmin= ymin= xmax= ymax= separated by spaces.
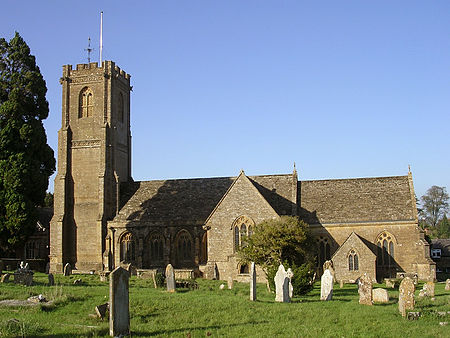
xmin=232 ymin=216 xmax=255 ymax=252
xmin=118 ymin=92 xmax=124 ymax=122
xmin=79 ymin=87 xmax=93 ymax=118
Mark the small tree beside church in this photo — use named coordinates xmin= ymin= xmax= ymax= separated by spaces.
xmin=0 ymin=32 xmax=55 ymax=252
xmin=238 ymin=216 xmax=316 ymax=295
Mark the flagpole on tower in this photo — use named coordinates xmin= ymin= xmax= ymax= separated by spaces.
xmin=99 ymin=11 xmax=103 ymax=65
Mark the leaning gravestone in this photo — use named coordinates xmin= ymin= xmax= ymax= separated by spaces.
xmin=48 ymin=273 xmax=55 ymax=286
xmin=1 ymin=273 xmax=10 ymax=283
xmin=274 ymin=264 xmax=290 ymax=302
xmin=358 ymin=273 xmax=373 ymax=305
xmin=399 ymin=277 xmax=415 ymax=317
xmin=109 ymin=266 xmax=130 ymax=337
xmin=63 ymin=263 xmax=72 ymax=276
xmin=320 ymin=269 xmax=333 ymax=301
xmin=250 ymin=262 xmax=256 ymax=301
xmin=166 ymin=264 xmax=176 ymax=292
xmin=446 ymin=279 xmax=450 ymax=291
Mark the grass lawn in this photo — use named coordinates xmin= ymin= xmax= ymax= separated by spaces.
xmin=0 ymin=273 xmax=449 ymax=337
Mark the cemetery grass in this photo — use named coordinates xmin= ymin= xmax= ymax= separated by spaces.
xmin=0 ymin=273 xmax=448 ymax=337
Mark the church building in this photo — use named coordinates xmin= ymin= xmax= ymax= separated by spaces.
xmin=49 ymin=61 xmax=435 ymax=282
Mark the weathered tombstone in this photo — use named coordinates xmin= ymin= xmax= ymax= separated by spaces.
xmin=372 ymin=288 xmax=389 ymax=303
xmin=418 ymin=281 xmax=435 ymax=298
xmin=227 ymin=276 xmax=234 ymax=290
xmin=399 ymin=277 xmax=415 ymax=317
xmin=45 ymin=262 xmax=50 ymax=274
xmin=212 ymin=263 xmax=219 ymax=280
xmin=385 ymin=279 xmax=396 ymax=288
xmin=48 ymin=273 xmax=55 ymax=286
xmin=274 ymin=264 xmax=290 ymax=303
xmin=96 ymin=303 xmax=109 ymax=320
xmin=99 ymin=272 xmax=108 ymax=282
xmin=152 ymin=271 xmax=158 ymax=288
xmin=63 ymin=263 xmax=72 ymax=276
xmin=1 ymin=273 xmax=10 ymax=283
xmin=320 ymin=269 xmax=333 ymax=301
xmin=219 ymin=283 xmax=225 ymax=290
xmin=446 ymin=279 xmax=450 ymax=291
xmin=286 ymin=268 xmax=294 ymax=299
xmin=166 ymin=264 xmax=176 ymax=292
xmin=323 ymin=260 xmax=336 ymax=282
xmin=109 ymin=266 xmax=130 ymax=337
xmin=339 ymin=280 xmax=344 ymax=288
xmin=250 ymin=262 xmax=257 ymax=301
xmin=358 ymin=273 xmax=373 ymax=305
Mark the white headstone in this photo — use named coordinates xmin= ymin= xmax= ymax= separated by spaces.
xmin=63 ymin=263 xmax=72 ymax=276
xmin=286 ymin=268 xmax=294 ymax=299
xmin=274 ymin=264 xmax=290 ymax=303
xmin=166 ymin=264 xmax=175 ymax=292
xmin=320 ymin=269 xmax=333 ymax=301
xmin=250 ymin=262 xmax=257 ymax=301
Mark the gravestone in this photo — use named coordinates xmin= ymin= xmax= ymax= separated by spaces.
xmin=323 ymin=260 xmax=336 ymax=282
xmin=1 ymin=273 xmax=10 ymax=283
xmin=358 ymin=273 xmax=373 ymax=305
xmin=219 ymin=284 xmax=225 ymax=290
xmin=152 ymin=272 xmax=158 ymax=288
xmin=250 ymin=262 xmax=256 ymax=301
xmin=372 ymin=288 xmax=389 ymax=303
xmin=48 ymin=273 xmax=54 ymax=286
xmin=166 ymin=264 xmax=176 ymax=292
xmin=213 ymin=263 xmax=219 ymax=280
xmin=99 ymin=272 xmax=108 ymax=282
xmin=227 ymin=276 xmax=234 ymax=290
xmin=274 ymin=264 xmax=290 ymax=303
xmin=109 ymin=266 xmax=130 ymax=337
xmin=426 ymin=281 xmax=435 ymax=297
xmin=320 ymin=269 xmax=333 ymax=301
xmin=63 ymin=263 xmax=72 ymax=276
xmin=14 ymin=263 xmax=33 ymax=286
xmin=385 ymin=279 xmax=396 ymax=288
xmin=45 ymin=262 xmax=50 ymax=274
xmin=446 ymin=279 xmax=450 ymax=291
xmin=286 ymin=268 xmax=294 ymax=299
xmin=96 ymin=303 xmax=109 ymax=320
xmin=339 ymin=280 xmax=344 ymax=288
xmin=399 ymin=277 xmax=415 ymax=317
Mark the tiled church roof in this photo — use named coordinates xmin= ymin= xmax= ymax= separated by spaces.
xmin=298 ymin=175 xmax=416 ymax=224
xmin=114 ymin=173 xmax=415 ymax=226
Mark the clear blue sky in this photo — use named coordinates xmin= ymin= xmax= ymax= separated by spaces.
xmin=1 ymin=1 xmax=449 ymax=201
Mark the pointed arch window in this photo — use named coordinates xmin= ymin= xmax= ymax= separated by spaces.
xmin=148 ymin=233 xmax=164 ymax=263
xmin=376 ymin=232 xmax=395 ymax=267
xmin=348 ymin=250 xmax=358 ymax=271
xmin=232 ymin=216 xmax=255 ymax=252
xmin=316 ymin=236 xmax=332 ymax=267
xmin=176 ymin=230 xmax=193 ymax=266
xmin=120 ymin=232 xmax=136 ymax=263
xmin=79 ymin=87 xmax=93 ymax=118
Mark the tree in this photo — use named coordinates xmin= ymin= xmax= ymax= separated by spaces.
xmin=420 ymin=186 xmax=449 ymax=227
xmin=0 ymin=32 xmax=55 ymax=252
xmin=238 ymin=216 xmax=316 ymax=295
xmin=436 ymin=215 xmax=450 ymax=239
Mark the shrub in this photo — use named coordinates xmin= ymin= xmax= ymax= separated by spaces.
xmin=155 ymin=272 xmax=165 ymax=288
xmin=266 ymin=262 xmax=315 ymax=296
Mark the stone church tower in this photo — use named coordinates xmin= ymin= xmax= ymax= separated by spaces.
xmin=50 ymin=61 xmax=132 ymax=273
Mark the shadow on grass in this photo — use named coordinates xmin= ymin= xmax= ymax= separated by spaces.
xmin=131 ymin=320 xmax=270 ymax=336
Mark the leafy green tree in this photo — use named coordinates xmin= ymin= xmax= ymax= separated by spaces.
xmin=43 ymin=192 xmax=54 ymax=208
xmin=420 ymin=186 xmax=449 ymax=227
xmin=436 ymin=215 xmax=450 ymax=239
xmin=238 ymin=216 xmax=316 ymax=295
xmin=0 ymin=32 xmax=55 ymax=252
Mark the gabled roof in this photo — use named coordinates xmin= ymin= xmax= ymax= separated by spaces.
xmin=431 ymin=239 xmax=450 ymax=256
xmin=332 ymin=232 xmax=376 ymax=260
xmin=113 ymin=172 xmax=295 ymax=226
xmin=298 ymin=175 xmax=416 ymax=224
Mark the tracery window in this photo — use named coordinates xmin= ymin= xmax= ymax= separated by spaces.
xmin=376 ymin=232 xmax=395 ymax=267
xmin=200 ymin=232 xmax=208 ymax=264
xmin=176 ymin=230 xmax=193 ymax=264
xmin=316 ymin=236 xmax=331 ymax=267
xmin=233 ymin=216 xmax=255 ymax=252
xmin=120 ymin=232 xmax=136 ymax=263
xmin=148 ymin=233 xmax=164 ymax=263
xmin=79 ymin=87 xmax=93 ymax=118
xmin=348 ymin=249 xmax=359 ymax=271
xmin=25 ymin=241 xmax=39 ymax=259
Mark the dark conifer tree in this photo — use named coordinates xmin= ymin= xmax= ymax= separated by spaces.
xmin=0 ymin=32 xmax=55 ymax=252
